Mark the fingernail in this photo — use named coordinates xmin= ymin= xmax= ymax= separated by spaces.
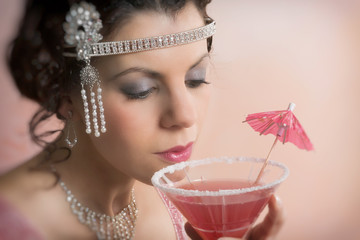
xmin=274 ymin=194 xmax=282 ymax=204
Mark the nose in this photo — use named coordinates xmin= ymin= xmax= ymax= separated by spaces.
xmin=160 ymin=87 xmax=197 ymax=129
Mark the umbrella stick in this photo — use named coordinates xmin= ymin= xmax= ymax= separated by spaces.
xmin=254 ymin=137 xmax=278 ymax=184
xmin=184 ymin=168 xmax=196 ymax=187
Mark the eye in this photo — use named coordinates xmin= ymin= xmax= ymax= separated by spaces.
xmin=124 ymin=87 xmax=157 ymax=100
xmin=119 ymin=80 xmax=157 ymax=100
xmin=185 ymin=79 xmax=210 ymax=88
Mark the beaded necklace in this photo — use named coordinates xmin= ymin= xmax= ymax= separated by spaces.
xmin=59 ymin=180 xmax=138 ymax=240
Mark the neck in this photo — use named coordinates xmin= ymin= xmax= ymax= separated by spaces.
xmin=54 ymin=138 xmax=135 ymax=216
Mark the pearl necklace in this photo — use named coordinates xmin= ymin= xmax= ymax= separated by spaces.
xmin=59 ymin=180 xmax=138 ymax=240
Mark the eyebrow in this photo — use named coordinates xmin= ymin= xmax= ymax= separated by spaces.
xmin=109 ymin=53 xmax=209 ymax=81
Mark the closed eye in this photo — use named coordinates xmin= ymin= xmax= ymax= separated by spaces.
xmin=124 ymin=87 xmax=157 ymax=100
xmin=185 ymin=79 xmax=210 ymax=88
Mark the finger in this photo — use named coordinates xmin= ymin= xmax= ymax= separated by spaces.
xmin=184 ymin=222 xmax=202 ymax=240
xmin=247 ymin=195 xmax=284 ymax=240
xmin=185 ymin=223 xmax=244 ymax=240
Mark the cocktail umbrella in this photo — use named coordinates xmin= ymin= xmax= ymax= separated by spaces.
xmin=244 ymin=103 xmax=313 ymax=183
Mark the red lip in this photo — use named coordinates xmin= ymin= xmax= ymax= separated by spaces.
xmin=155 ymin=142 xmax=193 ymax=163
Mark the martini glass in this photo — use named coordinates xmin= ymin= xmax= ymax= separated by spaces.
xmin=151 ymin=157 xmax=289 ymax=240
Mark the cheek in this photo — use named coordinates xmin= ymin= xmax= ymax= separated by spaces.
xmin=94 ymin=93 xmax=158 ymax=155
xmin=196 ymin=86 xmax=212 ymax=124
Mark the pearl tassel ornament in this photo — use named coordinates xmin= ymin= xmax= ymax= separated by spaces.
xmin=80 ymin=61 xmax=106 ymax=137
xmin=81 ymin=88 xmax=91 ymax=134
xmin=97 ymin=87 xmax=106 ymax=133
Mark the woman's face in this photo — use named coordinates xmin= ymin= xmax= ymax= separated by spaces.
xmin=73 ymin=3 xmax=211 ymax=184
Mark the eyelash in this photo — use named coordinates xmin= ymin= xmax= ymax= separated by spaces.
xmin=125 ymin=80 xmax=210 ymax=100
xmin=126 ymin=87 xmax=156 ymax=100
xmin=185 ymin=79 xmax=210 ymax=88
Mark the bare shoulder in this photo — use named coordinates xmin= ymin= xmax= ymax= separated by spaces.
xmin=0 ymin=156 xmax=94 ymax=239
xmin=0 ymin=156 xmax=69 ymax=238
xmin=0 ymin=155 xmax=56 ymax=202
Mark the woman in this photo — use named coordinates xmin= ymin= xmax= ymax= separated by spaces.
xmin=0 ymin=0 xmax=283 ymax=239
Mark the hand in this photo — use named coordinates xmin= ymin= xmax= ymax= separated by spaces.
xmin=185 ymin=195 xmax=284 ymax=240
xmin=245 ymin=195 xmax=284 ymax=240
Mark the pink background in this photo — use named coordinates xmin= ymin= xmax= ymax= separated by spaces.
xmin=1 ymin=0 xmax=360 ymax=239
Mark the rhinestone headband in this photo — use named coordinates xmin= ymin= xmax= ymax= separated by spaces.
xmin=62 ymin=1 xmax=215 ymax=138
xmin=63 ymin=17 xmax=216 ymax=59
xmin=63 ymin=1 xmax=216 ymax=59
xmin=89 ymin=20 xmax=216 ymax=57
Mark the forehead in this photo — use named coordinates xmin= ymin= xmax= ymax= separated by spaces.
xmin=96 ymin=3 xmax=208 ymax=75
xmin=105 ymin=2 xmax=205 ymax=42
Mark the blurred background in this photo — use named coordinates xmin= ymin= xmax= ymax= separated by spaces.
xmin=1 ymin=0 xmax=359 ymax=239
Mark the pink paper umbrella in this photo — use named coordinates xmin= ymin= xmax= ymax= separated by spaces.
xmin=244 ymin=103 xmax=313 ymax=183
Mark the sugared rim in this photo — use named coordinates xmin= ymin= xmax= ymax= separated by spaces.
xmin=151 ymin=156 xmax=289 ymax=197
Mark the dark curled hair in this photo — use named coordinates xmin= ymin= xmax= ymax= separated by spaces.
xmin=7 ymin=0 xmax=213 ymax=169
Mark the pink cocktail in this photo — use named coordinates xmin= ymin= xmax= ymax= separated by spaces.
xmin=151 ymin=157 xmax=289 ymax=240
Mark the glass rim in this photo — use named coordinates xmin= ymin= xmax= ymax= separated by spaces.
xmin=151 ymin=156 xmax=289 ymax=197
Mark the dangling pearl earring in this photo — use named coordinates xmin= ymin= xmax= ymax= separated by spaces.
xmin=80 ymin=61 xmax=106 ymax=137
xmin=65 ymin=111 xmax=77 ymax=148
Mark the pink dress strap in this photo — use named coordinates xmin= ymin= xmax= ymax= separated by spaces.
xmin=0 ymin=196 xmax=44 ymax=240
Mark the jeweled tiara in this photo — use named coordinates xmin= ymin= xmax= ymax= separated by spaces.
xmin=62 ymin=1 xmax=215 ymax=138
